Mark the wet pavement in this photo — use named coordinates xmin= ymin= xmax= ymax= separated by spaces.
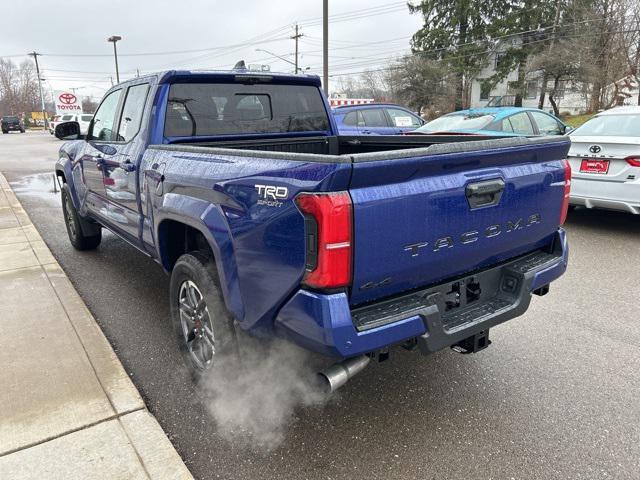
xmin=1 ymin=131 xmax=639 ymax=479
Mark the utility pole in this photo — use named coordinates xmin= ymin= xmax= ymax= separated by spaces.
xmin=29 ymin=52 xmax=48 ymax=130
xmin=291 ymin=24 xmax=303 ymax=73
xmin=323 ymin=0 xmax=328 ymax=95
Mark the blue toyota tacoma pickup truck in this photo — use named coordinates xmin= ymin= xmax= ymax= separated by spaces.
xmin=54 ymin=69 xmax=571 ymax=390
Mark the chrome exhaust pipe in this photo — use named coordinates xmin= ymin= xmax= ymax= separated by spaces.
xmin=318 ymin=355 xmax=371 ymax=392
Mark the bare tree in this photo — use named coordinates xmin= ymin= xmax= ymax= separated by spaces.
xmin=82 ymin=97 xmax=99 ymax=114
xmin=528 ymin=39 xmax=585 ymax=115
xmin=0 ymin=58 xmax=40 ymax=116
xmin=384 ymin=55 xmax=455 ymax=117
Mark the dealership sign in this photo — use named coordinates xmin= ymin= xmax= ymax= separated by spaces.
xmin=54 ymin=91 xmax=83 ymax=114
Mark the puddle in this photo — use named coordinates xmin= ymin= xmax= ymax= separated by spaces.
xmin=11 ymin=173 xmax=62 ymax=206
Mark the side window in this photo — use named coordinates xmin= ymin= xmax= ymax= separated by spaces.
xmin=501 ymin=118 xmax=514 ymax=133
xmin=529 ymin=111 xmax=563 ymax=135
xmin=343 ymin=111 xmax=358 ymax=126
xmin=360 ymin=108 xmax=388 ymax=127
xmin=117 ymin=84 xmax=149 ymax=142
xmin=507 ymin=112 xmax=534 ymax=135
xmin=89 ymin=89 xmax=122 ymax=141
xmin=386 ymin=108 xmax=422 ymax=128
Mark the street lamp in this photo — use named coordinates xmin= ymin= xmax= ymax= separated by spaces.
xmin=107 ymin=35 xmax=122 ymax=83
xmin=255 ymin=48 xmax=299 ymax=73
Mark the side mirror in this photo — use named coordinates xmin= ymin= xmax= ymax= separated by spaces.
xmin=55 ymin=121 xmax=82 ymax=140
xmin=564 ymin=125 xmax=573 ymax=135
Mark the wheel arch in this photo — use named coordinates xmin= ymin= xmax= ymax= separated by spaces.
xmin=155 ymin=203 xmax=244 ymax=322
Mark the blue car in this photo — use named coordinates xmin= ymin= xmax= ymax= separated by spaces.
xmin=413 ymin=107 xmax=571 ymax=136
xmin=333 ymin=103 xmax=424 ymax=135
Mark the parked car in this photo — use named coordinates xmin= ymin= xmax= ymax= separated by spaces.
xmin=411 ymin=107 xmax=571 ymax=137
xmin=568 ymin=106 xmax=640 ymax=214
xmin=333 ymin=103 xmax=424 ymax=135
xmin=49 ymin=115 xmax=62 ymax=134
xmin=54 ymin=70 xmax=570 ymax=390
xmin=54 ymin=114 xmax=93 ymax=136
xmin=1 ymin=115 xmax=25 ymax=134
xmin=78 ymin=114 xmax=93 ymax=135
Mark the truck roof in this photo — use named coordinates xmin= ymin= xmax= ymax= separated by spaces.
xmin=114 ymin=70 xmax=322 ymax=88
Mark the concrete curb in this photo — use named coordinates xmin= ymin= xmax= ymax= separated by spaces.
xmin=0 ymin=172 xmax=193 ymax=480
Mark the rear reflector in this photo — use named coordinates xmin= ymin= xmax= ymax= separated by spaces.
xmin=296 ymin=192 xmax=353 ymax=289
xmin=559 ymin=159 xmax=571 ymax=225
xmin=625 ymin=156 xmax=640 ymax=167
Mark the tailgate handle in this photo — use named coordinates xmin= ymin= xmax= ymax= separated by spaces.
xmin=466 ymin=179 xmax=505 ymax=209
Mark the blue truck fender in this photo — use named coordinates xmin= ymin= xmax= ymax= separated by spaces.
xmin=154 ymin=193 xmax=245 ymax=322
xmin=55 ymin=148 xmax=101 ymax=237
xmin=55 ymin=150 xmax=80 ymax=208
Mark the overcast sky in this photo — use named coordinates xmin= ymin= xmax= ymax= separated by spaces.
xmin=0 ymin=0 xmax=422 ymax=100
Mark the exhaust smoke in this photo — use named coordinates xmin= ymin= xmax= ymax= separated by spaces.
xmin=200 ymin=337 xmax=329 ymax=450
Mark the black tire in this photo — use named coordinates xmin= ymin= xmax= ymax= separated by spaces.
xmin=61 ymin=183 xmax=101 ymax=250
xmin=169 ymin=251 xmax=237 ymax=382
xmin=1 ymin=131 xmax=6 ymax=134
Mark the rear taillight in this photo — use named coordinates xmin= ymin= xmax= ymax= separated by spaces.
xmin=296 ymin=191 xmax=353 ymax=289
xmin=559 ymin=159 xmax=572 ymax=225
xmin=625 ymin=156 xmax=640 ymax=167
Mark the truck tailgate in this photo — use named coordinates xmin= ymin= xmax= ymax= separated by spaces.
xmin=348 ymin=137 xmax=570 ymax=306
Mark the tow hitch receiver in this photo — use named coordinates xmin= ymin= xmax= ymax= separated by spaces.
xmin=451 ymin=329 xmax=491 ymax=354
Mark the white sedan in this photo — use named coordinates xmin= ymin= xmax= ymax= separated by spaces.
xmin=568 ymin=106 xmax=640 ymax=214
xmin=54 ymin=114 xmax=94 ymax=136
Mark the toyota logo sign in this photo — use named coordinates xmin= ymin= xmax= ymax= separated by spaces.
xmin=54 ymin=90 xmax=82 ymax=113
xmin=58 ymin=93 xmax=77 ymax=104
xmin=589 ymin=145 xmax=602 ymax=154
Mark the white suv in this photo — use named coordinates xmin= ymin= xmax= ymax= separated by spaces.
xmin=53 ymin=114 xmax=94 ymax=136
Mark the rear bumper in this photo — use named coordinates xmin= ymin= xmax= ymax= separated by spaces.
xmin=275 ymin=229 xmax=568 ymax=358
xmin=570 ymin=177 xmax=640 ymax=214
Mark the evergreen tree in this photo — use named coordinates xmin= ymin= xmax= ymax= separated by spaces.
xmin=409 ymin=0 xmax=502 ymax=109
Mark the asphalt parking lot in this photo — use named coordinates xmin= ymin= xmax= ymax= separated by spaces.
xmin=1 ymin=131 xmax=639 ymax=480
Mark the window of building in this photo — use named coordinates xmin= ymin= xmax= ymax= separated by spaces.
xmin=478 ymin=80 xmax=491 ymax=101
xmin=525 ymin=81 xmax=538 ymax=99
xmin=495 ymin=53 xmax=508 ymax=69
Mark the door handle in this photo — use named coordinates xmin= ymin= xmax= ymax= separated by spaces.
xmin=121 ymin=160 xmax=136 ymax=173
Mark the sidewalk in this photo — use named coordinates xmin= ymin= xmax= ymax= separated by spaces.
xmin=0 ymin=173 xmax=193 ymax=480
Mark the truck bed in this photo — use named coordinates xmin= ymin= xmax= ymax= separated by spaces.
xmin=154 ymin=134 xmax=557 ymax=159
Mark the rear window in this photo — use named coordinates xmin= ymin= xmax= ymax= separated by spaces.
xmin=571 ymin=114 xmax=640 ymax=137
xmin=81 ymin=115 xmax=93 ymax=121
xmin=2 ymin=116 xmax=18 ymax=122
xmin=164 ymin=82 xmax=329 ymax=137
xmin=418 ymin=113 xmax=495 ymax=132
xmin=61 ymin=115 xmax=74 ymax=121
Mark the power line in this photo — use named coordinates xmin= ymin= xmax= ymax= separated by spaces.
xmin=326 ymin=27 xmax=640 ymax=77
